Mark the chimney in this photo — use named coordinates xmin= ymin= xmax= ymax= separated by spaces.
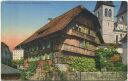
xmin=48 ymin=18 xmax=52 ymax=22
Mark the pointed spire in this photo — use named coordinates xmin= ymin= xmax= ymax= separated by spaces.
xmin=116 ymin=1 xmax=127 ymax=17
xmin=94 ymin=1 xmax=115 ymax=11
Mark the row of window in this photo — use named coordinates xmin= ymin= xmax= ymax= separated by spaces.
xmin=73 ymin=24 xmax=95 ymax=37
xmin=105 ymin=8 xmax=112 ymax=17
xmin=97 ymin=8 xmax=112 ymax=18
xmin=28 ymin=53 xmax=54 ymax=61
xmin=25 ymin=42 xmax=52 ymax=52
xmin=80 ymin=40 xmax=90 ymax=48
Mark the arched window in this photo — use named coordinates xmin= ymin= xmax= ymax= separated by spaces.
xmin=105 ymin=8 xmax=108 ymax=17
xmin=108 ymin=9 xmax=112 ymax=17
xmin=116 ymin=35 xmax=118 ymax=44
xmin=122 ymin=16 xmax=124 ymax=22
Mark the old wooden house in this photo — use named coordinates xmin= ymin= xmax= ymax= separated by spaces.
xmin=16 ymin=5 xmax=104 ymax=64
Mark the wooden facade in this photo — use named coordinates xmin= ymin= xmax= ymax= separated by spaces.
xmin=16 ymin=5 xmax=104 ymax=64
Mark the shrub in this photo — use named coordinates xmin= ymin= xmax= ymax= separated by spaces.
xmin=18 ymin=60 xmax=37 ymax=80
xmin=17 ymin=58 xmax=24 ymax=65
xmin=66 ymin=56 xmax=97 ymax=72
xmin=95 ymin=46 xmax=126 ymax=72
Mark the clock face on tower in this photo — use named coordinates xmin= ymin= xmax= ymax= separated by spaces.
xmin=119 ymin=26 xmax=123 ymax=30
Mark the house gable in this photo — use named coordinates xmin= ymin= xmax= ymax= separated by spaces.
xmin=16 ymin=5 xmax=104 ymax=48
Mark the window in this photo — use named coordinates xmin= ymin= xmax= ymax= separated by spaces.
xmin=97 ymin=12 xmax=99 ymax=18
xmin=122 ymin=16 xmax=124 ymax=22
xmin=88 ymin=28 xmax=91 ymax=34
xmin=78 ymin=27 xmax=81 ymax=32
xmin=75 ymin=24 xmax=79 ymax=30
xmin=39 ymin=45 xmax=42 ymax=50
xmin=47 ymin=42 xmax=51 ymax=48
xmin=36 ymin=46 xmax=39 ymax=50
xmin=120 ymin=34 xmax=122 ymax=38
xmin=105 ymin=8 xmax=108 ymax=17
xmin=108 ymin=9 xmax=112 ymax=17
xmin=80 ymin=27 xmax=85 ymax=33
xmin=116 ymin=35 xmax=118 ymax=44
xmin=84 ymin=27 xmax=88 ymax=34
xmin=90 ymin=31 xmax=95 ymax=36
xmin=42 ymin=45 xmax=45 ymax=49
xmin=80 ymin=40 xmax=85 ymax=48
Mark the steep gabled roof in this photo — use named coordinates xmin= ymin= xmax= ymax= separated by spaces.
xmin=16 ymin=5 xmax=104 ymax=47
xmin=94 ymin=1 xmax=115 ymax=11
xmin=16 ymin=5 xmax=84 ymax=47
xmin=1 ymin=64 xmax=19 ymax=74
xmin=1 ymin=42 xmax=9 ymax=48
xmin=116 ymin=1 xmax=127 ymax=17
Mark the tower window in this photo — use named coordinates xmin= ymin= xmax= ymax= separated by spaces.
xmin=122 ymin=16 xmax=124 ymax=22
xmin=108 ymin=9 xmax=112 ymax=17
xmin=105 ymin=8 xmax=108 ymax=17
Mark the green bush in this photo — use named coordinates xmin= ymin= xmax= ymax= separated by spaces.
xmin=17 ymin=58 xmax=24 ymax=65
xmin=18 ymin=61 xmax=37 ymax=80
xmin=66 ymin=56 xmax=97 ymax=72
xmin=44 ymin=63 xmax=52 ymax=73
xmin=19 ymin=69 xmax=28 ymax=80
xmin=114 ymin=62 xmax=127 ymax=72
xmin=28 ymin=61 xmax=37 ymax=75
xmin=95 ymin=46 xmax=127 ymax=72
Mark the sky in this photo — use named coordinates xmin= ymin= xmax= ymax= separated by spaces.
xmin=1 ymin=1 xmax=121 ymax=50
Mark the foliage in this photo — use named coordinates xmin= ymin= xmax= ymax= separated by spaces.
xmin=44 ymin=63 xmax=53 ymax=73
xmin=59 ymin=71 xmax=67 ymax=81
xmin=113 ymin=62 xmax=127 ymax=72
xmin=17 ymin=58 xmax=24 ymax=65
xmin=18 ymin=60 xmax=37 ymax=80
xmin=12 ymin=60 xmax=18 ymax=64
xmin=19 ymin=69 xmax=28 ymax=80
xmin=65 ymin=56 xmax=97 ymax=72
xmin=27 ymin=61 xmax=37 ymax=75
xmin=95 ymin=46 xmax=126 ymax=72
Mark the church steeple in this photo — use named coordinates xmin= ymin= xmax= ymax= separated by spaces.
xmin=94 ymin=1 xmax=115 ymax=11
xmin=94 ymin=1 xmax=115 ymax=43
xmin=116 ymin=1 xmax=127 ymax=17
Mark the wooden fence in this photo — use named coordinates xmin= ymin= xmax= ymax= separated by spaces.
xmin=43 ymin=71 xmax=127 ymax=81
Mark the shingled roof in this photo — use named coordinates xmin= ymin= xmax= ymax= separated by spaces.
xmin=16 ymin=5 xmax=104 ymax=47
xmin=116 ymin=1 xmax=127 ymax=17
xmin=1 ymin=42 xmax=9 ymax=48
xmin=94 ymin=1 xmax=115 ymax=11
xmin=1 ymin=64 xmax=20 ymax=74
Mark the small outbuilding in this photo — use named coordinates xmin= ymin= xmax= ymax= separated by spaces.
xmin=1 ymin=64 xmax=21 ymax=80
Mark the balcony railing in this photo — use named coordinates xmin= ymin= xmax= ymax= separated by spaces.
xmin=61 ymin=43 xmax=95 ymax=56
xmin=68 ymin=29 xmax=96 ymax=42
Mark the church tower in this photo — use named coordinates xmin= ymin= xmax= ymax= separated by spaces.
xmin=94 ymin=1 xmax=115 ymax=43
